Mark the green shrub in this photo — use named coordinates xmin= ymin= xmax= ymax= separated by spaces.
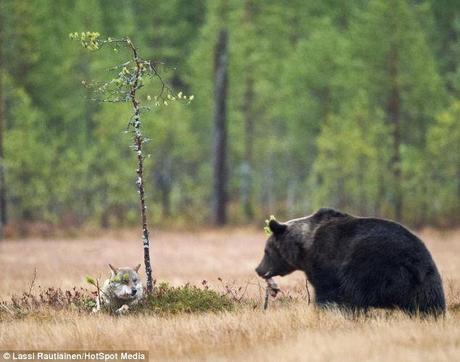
xmin=138 ymin=282 xmax=234 ymax=315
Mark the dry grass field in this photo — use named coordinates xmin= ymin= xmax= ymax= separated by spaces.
xmin=1 ymin=227 xmax=460 ymax=361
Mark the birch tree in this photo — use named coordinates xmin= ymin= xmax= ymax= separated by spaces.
xmin=71 ymin=32 xmax=191 ymax=292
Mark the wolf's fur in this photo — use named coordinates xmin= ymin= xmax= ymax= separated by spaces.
xmin=95 ymin=264 xmax=143 ymax=314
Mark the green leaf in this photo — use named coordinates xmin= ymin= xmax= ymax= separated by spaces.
xmin=85 ymin=276 xmax=96 ymax=286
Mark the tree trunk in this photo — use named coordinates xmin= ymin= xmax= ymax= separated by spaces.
xmin=0 ymin=13 xmax=6 ymax=239
xmin=212 ymin=29 xmax=228 ymax=226
xmin=241 ymin=76 xmax=254 ymax=219
xmin=261 ymin=161 xmax=274 ymax=215
xmin=154 ymin=156 xmax=172 ymax=218
xmin=240 ymin=0 xmax=254 ymax=220
xmin=286 ymin=180 xmax=296 ymax=218
xmin=127 ymin=39 xmax=153 ymax=293
xmin=387 ymin=46 xmax=403 ymax=221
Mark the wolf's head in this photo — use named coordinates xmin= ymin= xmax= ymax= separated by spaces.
xmin=106 ymin=264 xmax=143 ymax=300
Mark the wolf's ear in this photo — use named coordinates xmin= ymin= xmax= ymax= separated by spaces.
xmin=109 ymin=264 xmax=118 ymax=276
xmin=269 ymin=219 xmax=287 ymax=235
xmin=134 ymin=264 xmax=141 ymax=272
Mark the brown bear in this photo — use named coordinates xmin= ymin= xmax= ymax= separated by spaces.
xmin=256 ymin=208 xmax=446 ymax=317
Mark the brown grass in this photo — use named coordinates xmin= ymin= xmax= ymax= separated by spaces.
xmin=1 ymin=227 xmax=460 ymax=361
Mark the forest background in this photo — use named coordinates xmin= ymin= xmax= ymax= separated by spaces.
xmin=0 ymin=0 xmax=459 ymax=236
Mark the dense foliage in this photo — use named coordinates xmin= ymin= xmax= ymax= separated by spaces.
xmin=1 ymin=0 xmax=459 ymax=229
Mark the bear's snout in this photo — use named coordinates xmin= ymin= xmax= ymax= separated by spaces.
xmin=255 ymin=266 xmax=263 ymax=277
xmin=255 ymin=265 xmax=271 ymax=279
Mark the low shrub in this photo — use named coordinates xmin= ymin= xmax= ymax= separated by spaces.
xmin=0 ymin=282 xmax=234 ymax=320
xmin=0 ymin=287 xmax=95 ymax=320
xmin=136 ymin=282 xmax=234 ymax=315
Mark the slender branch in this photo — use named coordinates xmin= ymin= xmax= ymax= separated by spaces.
xmin=125 ymin=38 xmax=154 ymax=293
xmin=28 ymin=268 xmax=37 ymax=295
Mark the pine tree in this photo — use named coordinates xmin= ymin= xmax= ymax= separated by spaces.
xmin=349 ymin=0 xmax=445 ymax=220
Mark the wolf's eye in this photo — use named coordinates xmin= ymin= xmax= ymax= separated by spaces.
xmin=133 ymin=278 xmax=138 ymax=283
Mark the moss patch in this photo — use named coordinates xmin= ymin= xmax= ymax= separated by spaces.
xmin=137 ymin=282 xmax=234 ymax=315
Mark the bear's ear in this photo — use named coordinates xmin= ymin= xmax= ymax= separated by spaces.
xmin=269 ymin=219 xmax=287 ymax=235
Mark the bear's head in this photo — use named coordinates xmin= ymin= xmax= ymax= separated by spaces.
xmin=255 ymin=208 xmax=346 ymax=279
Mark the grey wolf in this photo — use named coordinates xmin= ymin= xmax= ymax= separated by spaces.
xmin=256 ymin=208 xmax=445 ymax=316
xmin=95 ymin=264 xmax=143 ymax=314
